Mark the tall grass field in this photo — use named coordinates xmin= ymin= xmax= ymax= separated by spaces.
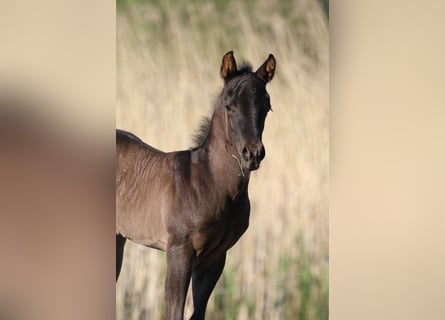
xmin=116 ymin=0 xmax=328 ymax=319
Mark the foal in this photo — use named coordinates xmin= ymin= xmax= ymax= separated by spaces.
xmin=116 ymin=51 xmax=276 ymax=319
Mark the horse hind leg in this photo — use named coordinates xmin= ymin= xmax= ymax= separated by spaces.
xmin=116 ymin=234 xmax=127 ymax=281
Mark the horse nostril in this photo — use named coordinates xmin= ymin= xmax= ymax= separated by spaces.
xmin=258 ymin=145 xmax=265 ymax=161
xmin=242 ymin=146 xmax=252 ymax=161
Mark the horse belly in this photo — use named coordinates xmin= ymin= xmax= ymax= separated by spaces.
xmin=116 ymin=192 xmax=168 ymax=251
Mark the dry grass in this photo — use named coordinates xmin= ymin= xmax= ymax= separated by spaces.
xmin=116 ymin=0 xmax=328 ymax=319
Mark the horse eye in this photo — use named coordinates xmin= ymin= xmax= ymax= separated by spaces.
xmin=225 ymin=105 xmax=231 ymax=111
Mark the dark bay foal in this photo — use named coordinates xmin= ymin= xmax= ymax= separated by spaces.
xmin=116 ymin=51 xmax=276 ymax=319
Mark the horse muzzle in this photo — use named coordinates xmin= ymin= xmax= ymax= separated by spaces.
xmin=241 ymin=142 xmax=265 ymax=171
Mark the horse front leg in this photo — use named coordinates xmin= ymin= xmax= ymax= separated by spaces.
xmin=165 ymin=235 xmax=194 ymax=320
xmin=190 ymin=254 xmax=226 ymax=320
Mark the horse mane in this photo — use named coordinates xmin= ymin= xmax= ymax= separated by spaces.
xmin=191 ymin=116 xmax=211 ymax=149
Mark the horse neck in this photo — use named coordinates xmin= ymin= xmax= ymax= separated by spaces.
xmin=195 ymin=109 xmax=249 ymax=197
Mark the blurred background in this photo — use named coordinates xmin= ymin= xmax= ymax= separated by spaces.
xmin=3 ymin=2 xmax=445 ymax=320
xmin=116 ymin=0 xmax=328 ymax=319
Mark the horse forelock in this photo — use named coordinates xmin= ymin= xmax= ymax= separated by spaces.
xmin=237 ymin=62 xmax=252 ymax=75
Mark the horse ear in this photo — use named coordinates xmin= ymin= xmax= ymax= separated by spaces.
xmin=255 ymin=54 xmax=276 ymax=83
xmin=220 ymin=51 xmax=238 ymax=81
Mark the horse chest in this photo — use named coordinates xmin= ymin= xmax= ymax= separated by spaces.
xmin=191 ymin=195 xmax=250 ymax=266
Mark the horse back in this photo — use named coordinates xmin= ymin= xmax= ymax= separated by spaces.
xmin=116 ymin=129 xmax=163 ymax=153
